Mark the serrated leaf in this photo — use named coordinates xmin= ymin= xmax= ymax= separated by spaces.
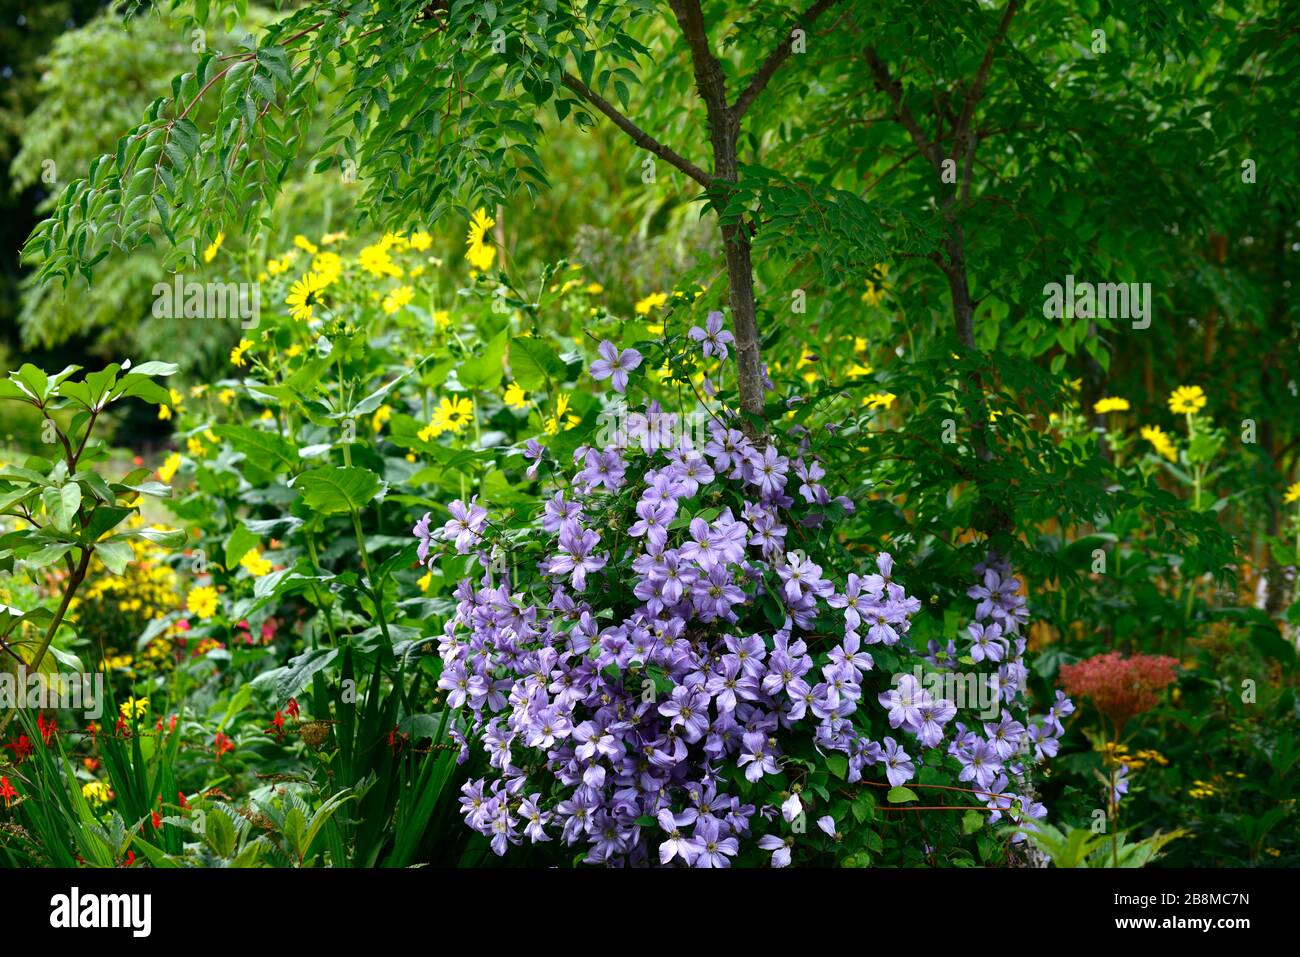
xmin=294 ymin=467 xmax=384 ymax=515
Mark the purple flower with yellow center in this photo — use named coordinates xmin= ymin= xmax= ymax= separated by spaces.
xmin=758 ymin=833 xmax=792 ymax=867
xmin=692 ymin=563 xmax=747 ymax=621
xmin=628 ymin=498 xmax=674 ymax=552
xmin=440 ymin=497 xmax=488 ymax=553
xmin=687 ymin=311 xmax=735 ymax=360
xmin=983 ymin=713 xmax=1025 ymax=761
xmin=826 ymin=572 xmax=880 ymax=633
xmin=657 ymin=808 xmax=697 ymax=865
xmin=665 ymin=448 xmax=715 ymax=497
xmin=737 ymin=731 xmax=779 ymax=782
xmin=689 ymin=817 xmax=738 ymax=868
xmin=541 ymin=491 xmax=583 ymax=534
xmin=544 ymin=525 xmax=607 ymax=590
xmin=914 ymin=698 xmax=956 ymax=748
xmin=968 ymin=621 xmax=1007 ymax=663
xmin=680 ymin=517 xmax=724 ymax=569
xmin=881 ymin=737 xmax=915 ymax=786
xmin=745 ymin=445 xmax=789 ymax=498
xmin=957 ymin=738 xmax=1002 ymax=790
xmin=589 ymin=340 xmax=642 ymax=393
xmin=658 ymin=685 xmax=710 ymax=743
xmin=413 ymin=512 xmax=436 ymax=564
xmin=878 ymin=673 xmax=930 ymax=730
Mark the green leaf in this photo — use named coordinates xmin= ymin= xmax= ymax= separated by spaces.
xmin=204 ymin=808 xmax=237 ymax=858
xmin=43 ymin=483 xmax=82 ymax=532
xmin=225 ymin=524 xmax=260 ymax=571
xmin=213 ymin=424 xmax=299 ymax=477
xmin=95 ymin=540 xmax=134 ymax=576
xmin=509 ymin=336 xmax=565 ymax=390
xmin=294 ymin=467 xmax=385 ymax=515
xmin=23 ymin=542 xmax=75 ymax=569
xmin=886 ymin=786 xmax=919 ymax=804
xmin=457 ymin=328 xmax=508 ymax=390
xmin=275 ymin=648 xmax=338 ymax=701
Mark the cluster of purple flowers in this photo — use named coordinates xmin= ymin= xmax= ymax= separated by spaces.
xmin=918 ymin=554 xmax=1073 ymax=838
xmin=411 ymin=326 xmax=1070 ymax=865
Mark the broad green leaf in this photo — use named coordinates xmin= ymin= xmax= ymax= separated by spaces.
xmin=294 ymin=466 xmax=385 ymax=514
xmin=457 ymin=328 xmax=508 ymax=390
xmin=509 ymin=336 xmax=565 ymax=390
xmin=225 ymin=524 xmax=260 ymax=570
xmin=95 ymin=540 xmax=134 ymax=575
xmin=42 ymin=484 xmax=81 ymax=532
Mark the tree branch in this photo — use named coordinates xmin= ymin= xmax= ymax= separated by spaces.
xmin=952 ymin=0 xmax=1019 ymax=203
xmin=560 ymin=72 xmax=711 ymax=188
xmin=732 ymin=0 xmax=845 ymax=121
xmin=865 ymin=48 xmax=944 ymax=174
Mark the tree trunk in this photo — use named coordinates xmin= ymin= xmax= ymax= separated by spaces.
xmin=669 ymin=0 xmax=767 ymax=431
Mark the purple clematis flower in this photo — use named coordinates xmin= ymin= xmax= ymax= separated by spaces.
xmin=687 ymin=311 xmax=735 ymax=360
xmin=441 ymin=497 xmax=488 ymax=553
xmin=590 ymin=340 xmax=643 ymax=393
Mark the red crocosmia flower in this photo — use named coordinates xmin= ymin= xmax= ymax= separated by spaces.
xmin=177 ymin=791 xmax=189 ymax=809
xmin=87 ymin=721 xmax=98 ymax=743
xmin=0 ymin=777 xmax=18 ymax=808
xmin=286 ymin=697 xmax=300 ymax=720
xmin=123 ymin=850 xmax=135 ymax=867
xmin=214 ymin=731 xmax=235 ymax=758
xmin=132 ymin=455 xmax=144 ymax=466
xmin=156 ymin=717 xmax=164 ymax=733
xmin=114 ymin=716 xmax=129 ymax=736
xmin=266 ymin=710 xmax=286 ymax=741
xmin=5 ymin=735 xmax=34 ymax=762
xmin=387 ymin=725 xmax=408 ymax=754
xmin=37 ymin=713 xmax=58 ymax=745
xmin=151 ymin=810 xmax=162 ymax=829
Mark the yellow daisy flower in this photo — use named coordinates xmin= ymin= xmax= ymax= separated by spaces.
xmin=1283 ymin=482 xmax=1300 ymax=505
xmin=1094 ymin=397 xmax=1130 ymax=414
xmin=286 ymin=271 xmax=328 ymax=322
xmin=158 ymin=452 xmax=182 ymax=484
xmin=431 ymin=395 xmax=475 ymax=435
xmin=230 ymin=338 xmax=254 ymax=368
xmin=635 ymin=292 xmax=669 ymax=315
xmin=503 ymin=382 xmax=528 ymax=410
xmin=382 ymin=285 xmax=416 ymax=314
xmin=239 ymin=548 xmax=273 ymax=577
xmin=1168 ymin=385 xmax=1207 ymax=415
xmin=1140 ymin=424 xmax=1178 ymax=461
xmin=186 ymin=584 xmax=219 ymax=619
xmin=203 ymin=231 xmax=225 ymax=263
xmin=465 ymin=208 xmax=497 ymax=272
